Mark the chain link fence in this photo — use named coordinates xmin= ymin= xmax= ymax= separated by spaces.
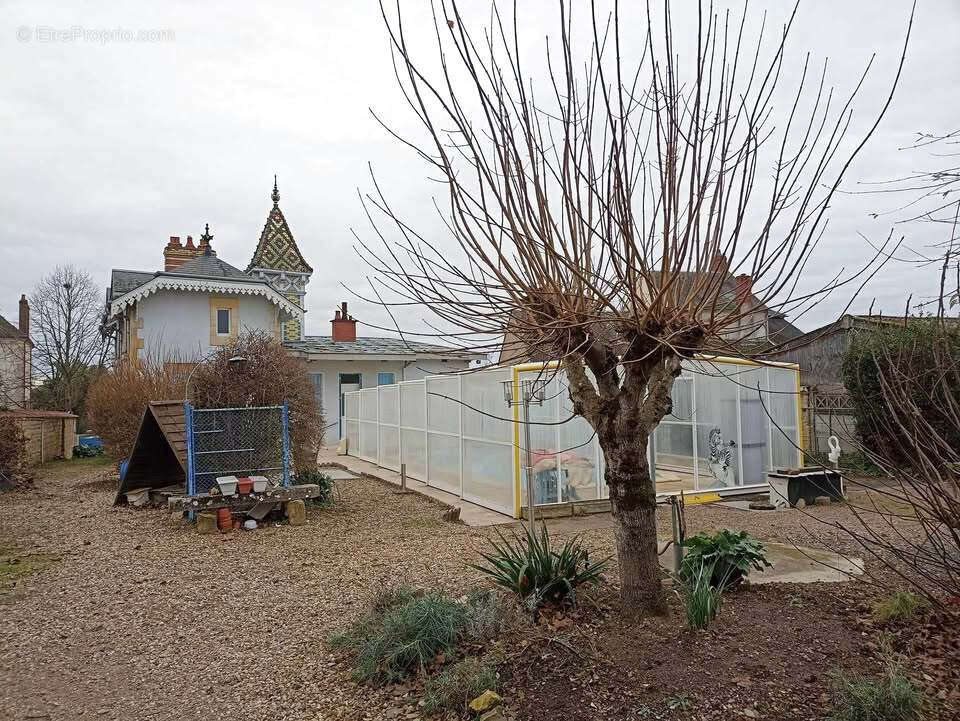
xmin=185 ymin=404 xmax=290 ymax=494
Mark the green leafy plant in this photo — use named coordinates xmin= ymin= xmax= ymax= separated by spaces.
xmin=469 ymin=523 xmax=609 ymax=610
xmin=680 ymin=529 xmax=771 ymax=589
xmin=666 ymin=693 xmax=693 ymax=711
xmin=828 ymin=645 xmax=925 ymax=721
xmin=871 ymin=591 xmax=929 ymax=624
xmin=329 ymin=591 xmax=468 ymax=683
xmin=294 ymin=468 xmax=334 ymax=505
xmin=679 ymin=561 xmax=724 ymax=629
xmin=423 ymin=657 xmax=498 ymax=714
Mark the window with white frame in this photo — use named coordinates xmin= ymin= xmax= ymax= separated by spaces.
xmin=310 ymin=372 xmax=324 ymax=410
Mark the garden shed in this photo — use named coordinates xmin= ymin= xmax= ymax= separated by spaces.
xmin=0 ymin=409 xmax=77 ymax=465
xmin=343 ymin=357 xmax=802 ymax=517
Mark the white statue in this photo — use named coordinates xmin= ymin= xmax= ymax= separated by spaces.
xmin=708 ymin=427 xmax=736 ymax=487
xmin=827 ymin=435 xmax=842 ymax=467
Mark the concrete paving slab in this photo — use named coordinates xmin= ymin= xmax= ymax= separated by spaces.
xmin=321 ymin=468 xmax=359 ymax=480
xmin=317 ymin=447 xmax=515 ymax=527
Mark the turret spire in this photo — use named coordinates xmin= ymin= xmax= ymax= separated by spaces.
xmin=271 ymin=174 xmax=280 ymax=206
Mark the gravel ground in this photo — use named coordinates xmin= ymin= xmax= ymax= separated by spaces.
xmin=0 ymin=460 xmax=918 ymax=721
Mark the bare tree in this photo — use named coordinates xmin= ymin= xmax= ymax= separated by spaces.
xmin=30 ymin=265 xmax=109 ymax=414
xmin=861 ymin=129 xmax=960 ymax=315
xmin=358 ymin=1 xmax=912 ymax=614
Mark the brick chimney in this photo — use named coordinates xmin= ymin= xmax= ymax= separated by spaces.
xmin=710 ymin=253 xmax=729 ymax=274
xmin=331 ymin=302 xmax=357 ymax=342
xmin=164 ymin=232 xmax=211 ymax=271
xmin=18 ymin=294 xmax=29 ymax=337
xmin=734 ymin=274 xmax=753 ymax=305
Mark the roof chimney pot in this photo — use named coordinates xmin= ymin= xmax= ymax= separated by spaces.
xmin=331 ymin=302 xmax=357 ymax=342
xmin=18 ymin=294 xmax=29 ymax=337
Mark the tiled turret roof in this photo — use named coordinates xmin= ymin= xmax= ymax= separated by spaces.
xmin=247 ymin=177 xmax=313 ymax=274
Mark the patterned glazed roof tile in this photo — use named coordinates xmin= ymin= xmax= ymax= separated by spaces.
xmin=247 ymin=179 xmax=313 ymax=275
xmin=285 ymin=336 xmax=480 ymax=357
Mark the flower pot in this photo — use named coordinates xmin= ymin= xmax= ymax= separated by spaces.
xmin=216 ymin=508 xmax=232 ymax=531
xmin=236 ymin=477 xmax=254 ymax=495
xmin=216 ymin=476 xmax=238 ymax=496
xmin=251 ymin=476 xmax=268 ymax=493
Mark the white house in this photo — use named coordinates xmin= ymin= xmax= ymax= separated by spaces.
xmin=0 ymin=295 xmax=31 ymax=409
xmin=286 ymin=303 xmax=481 ymax=444
xmin=103 ymin=179 xmax=481 ymax=444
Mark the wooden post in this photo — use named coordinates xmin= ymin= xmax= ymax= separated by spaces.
xmin=400 ymin=463 xmax=407 ymax=492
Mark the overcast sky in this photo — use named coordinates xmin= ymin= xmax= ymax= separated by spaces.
xmin=2 ymin=1 xmax=958 ymax=338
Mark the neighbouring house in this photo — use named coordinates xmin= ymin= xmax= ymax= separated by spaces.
xmin=498 ymin=255 xmax=803 ymax=364
xmin=765 ymin=313 xmax=946 ymax=452
xmin=103 ymin=179 xmax=482 ymax=445
xmin=765 ymin=313 xmax=948 ymax=389
xmin=286 ymin=302 xmax=483 ymax=444
xmin=0 ymin=295 xmax=32 ymax=409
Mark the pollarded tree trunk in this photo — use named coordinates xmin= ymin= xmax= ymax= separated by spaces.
xmin=603 ymin=431 xmax=667 ymax=615
xmin=564 ymin=349 xmax=681 ymax=616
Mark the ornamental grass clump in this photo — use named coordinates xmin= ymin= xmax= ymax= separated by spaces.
xmin=680 ymin=529 xmax=771 ymax=589
xmin=329 ymin=590 xmax=468 ymax=683
xmin=679 ymin=561 xmax=725 ymax=630
xmin=469 ymin=522 xmax=609 ymax=610
xmin=423 ymin=657 xmax=498 ymax=714
xmin=828 ymin=642 xmax=925 ymax=721
xmin=871 ymin=591 xmax=929 ymax=624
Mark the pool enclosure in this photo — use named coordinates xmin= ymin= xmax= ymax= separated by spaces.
xmin=343 ymin=358 xmax=802 ymax=518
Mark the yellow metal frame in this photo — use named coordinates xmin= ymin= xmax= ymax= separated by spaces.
xmin=511 ymin=365 xmax=521 ymax=518
xmin=506 ymin=355 xmax=805 ymax=516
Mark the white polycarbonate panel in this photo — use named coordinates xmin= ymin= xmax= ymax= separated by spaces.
xmin=378 ymin=385 xmax=399 ymax=426
xmin=400 ymin=381 xmax=426 ymax=429
xmin=427 ymin=432 xmax=460 ymax=493
xmin=692 ymin=364 xmax=741 ymax=488
xmin=379 ymin=425 xmax=400 ymax=470
xmin=346 ymin=420 xmax=359 ymax=453
xmin=462 ymin=369 xmax=512 ymax=443
xmin=655 ymin=423 xmax=695 ymax=468
xmin=736 ymin=366 xmax=770 ymax=486
xmin=463 ymin=439 xmax=514 ymax=514
xmin=519 ymin=373 xmax=562 ymax=505
xmin=344 ymin=392 xmax=359 ymax=421
xmin=558 ymin=375 xmax=599 ymax=501
xmin=668 ymin=378 xmax=693 ymax=421
xmin=360 ymin=389 xmax=378 ymax=421
xmin=768 ymin=367 xmax=800 ymax=469
xmin=359 ymin=421 xmax=378 ymax=461
xmin=426 ymin=377 xmax=460 ymax=433
xmin=401 ymin=428 xmax=426 ymax=479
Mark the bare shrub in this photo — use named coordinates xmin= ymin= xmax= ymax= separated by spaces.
xmin=833 ymin=316 xmax=960 ymax=604
xmin=189 ymin=330 xmax=322 ymax=471
xmin=85 ymin=356 xmax=188 ymax=458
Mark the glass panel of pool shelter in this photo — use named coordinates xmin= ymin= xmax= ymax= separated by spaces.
xmin=341 ymin=358 xmax=801 ymax=517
